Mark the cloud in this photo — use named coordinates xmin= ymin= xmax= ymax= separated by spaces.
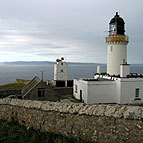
xmin=0 ymin=0 xmax=141 ymax=63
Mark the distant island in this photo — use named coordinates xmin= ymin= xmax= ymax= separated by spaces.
xmin=0 ymin=61 xmax=105 ymax=66
xmin=0 ymin=61 xmax=142 ymax=66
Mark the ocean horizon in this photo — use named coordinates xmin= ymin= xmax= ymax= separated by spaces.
xmin=0 ymin=63 xmax=143 ymax=85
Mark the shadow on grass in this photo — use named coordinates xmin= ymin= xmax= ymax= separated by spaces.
xmin=0 ymin=119 xmax=88 ymax=143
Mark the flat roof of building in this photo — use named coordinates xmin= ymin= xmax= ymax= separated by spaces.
xmin=83 ymin=78 xmax=113 ymax=81
xmin=95 ymin=73 xmax=143 ymax=78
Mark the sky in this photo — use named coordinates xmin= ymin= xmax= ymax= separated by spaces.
xmin=0 ymin=0 xmax=142 ymax=63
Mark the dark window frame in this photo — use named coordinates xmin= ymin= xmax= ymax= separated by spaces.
xmin=135 ymin=88 xmax=140 ymax=98
xmin=38 ymin=88 xmax=45 ymax=97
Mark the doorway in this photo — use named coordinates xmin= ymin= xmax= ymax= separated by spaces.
xmin=80 ymin=90 xmax=83 ymax=102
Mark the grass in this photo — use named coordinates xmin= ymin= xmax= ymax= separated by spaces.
xmin=0 ymin=119 xmax=86 ymax=143
xmin=60 ymin=94 xmax=73 ymax=99
xmin=60 ymin=94 xmax=81 ymax=103
xmin=0 ymin=83 xmax=26 ymax=90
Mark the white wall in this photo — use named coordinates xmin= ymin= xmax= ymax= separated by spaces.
xmin=74 ymin=79 xmax=116 ymax=104
xmin=120 ymin=64 xmax=130 ymax=77
xmin=73 ymin=79 xmax=88 ymax=103
xmin=119 ymin=78 xmax=143 ymax=104
xmin=107 ymin=43 xmax=127 ymax=75
xmin=115 ymin=80 xmax=121 ymax=104
xmin=54 ymin=61 xmax=68 ymax=80
xmin=74 ymin=77 xmax=143 ymax=104
xmin=54 ymin=64 xmax=58 ymax=80
xmin=87 ymin=81 xmax=116 ymax=104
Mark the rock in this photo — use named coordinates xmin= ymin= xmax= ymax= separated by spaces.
xmin=1 ymin=98 xmax=143 ymax=120
xmin=123 ymin=106 xmax=142 ymax=119
xmin=137 ymin=124 xmax=142 ymax=129
xmin=92 ymin=105 xmax=106 ymax=116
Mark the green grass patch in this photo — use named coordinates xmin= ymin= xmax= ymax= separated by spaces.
xmin=70 ymin=98 xmax=81 ymax=103
xmin=0 ymin=83 xmax=26 ymax=90
xmin=0 ymin=119 xmax=87 ymax=143
xmin=60 ymin=94 xmax=73 ymax=99
xmin=60 ymin=94 xmax=81 ymax=103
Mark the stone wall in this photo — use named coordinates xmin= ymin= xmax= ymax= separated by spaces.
xmin=22 ymin=81 xmax=59 ymax=102
xmin=0 ymin=98 xmax=143 ymax=143
xmin=22 ymin=82 xmax=72 ymax=101
xmin=54 ymin=87 xmax=73 ymax=96
xmin=0 ymin=90 xmax=21 ymax=98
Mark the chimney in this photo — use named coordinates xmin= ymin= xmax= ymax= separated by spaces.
xmin=120 ymin=60 xmax=130 ymax=77
xmin=97 ymin=66 xmax=101 ymax=74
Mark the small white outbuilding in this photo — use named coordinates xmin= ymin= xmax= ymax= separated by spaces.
xmin=74 ymin=73 xmax=143 ymax=104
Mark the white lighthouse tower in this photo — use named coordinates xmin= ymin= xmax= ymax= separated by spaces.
xmin=73 ymin=12 xmax=143 ymax=105
xmin=54 ymin=57 xmax=68 ymax=81
xmin=106 ymin=12 xmax=129 ymax=75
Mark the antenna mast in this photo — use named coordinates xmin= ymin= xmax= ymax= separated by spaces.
xmin=40 ymin=71 xmax=44 ymax=81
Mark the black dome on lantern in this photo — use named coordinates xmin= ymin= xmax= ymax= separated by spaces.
xmin=110 ymin=12 xmax=125 ymax=25
xmin=109 ymin=12 xmax=125 ymax=35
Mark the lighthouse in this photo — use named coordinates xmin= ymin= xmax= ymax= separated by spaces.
xmin=106 ymin=12 xmax=129 ymax=75
xmin=74 ymin=12 xmax=143 ymax=105
xmin=54 ymin=57 xmax=68 ymax=81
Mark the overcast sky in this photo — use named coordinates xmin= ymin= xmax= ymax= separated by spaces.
xmin=0 ymin=0 xmax=142 ymax=63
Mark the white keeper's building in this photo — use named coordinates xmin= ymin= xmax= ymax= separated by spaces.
xmin=73 ymin=12 xmax=143 ymax=104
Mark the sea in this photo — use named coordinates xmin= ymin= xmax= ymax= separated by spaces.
xmin=0 ymin=64 xmax=143 ymax=85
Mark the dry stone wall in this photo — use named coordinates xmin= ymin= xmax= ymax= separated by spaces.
xmin=0 ymin=98 xmax=143 ymax=143
xmin=0 ymin=90 xmax=21 ymax=98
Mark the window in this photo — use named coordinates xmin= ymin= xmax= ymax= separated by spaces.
xmin=135 ymin=88 xmax=140 ymax=98
xmin=110 ymin=46 xmax=113 ymax=52
xmin=75 ymin=85 xmax=78 ymax=93
xmin=61 ymin=63 xmax=63 ymax=66
xmin=110 ymin=24 xmax=117 ymax=35
xmin=61 ymin=69 xmax=64 ymax=72
xmin=38 ymin=88 xmax=45 ymax=97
